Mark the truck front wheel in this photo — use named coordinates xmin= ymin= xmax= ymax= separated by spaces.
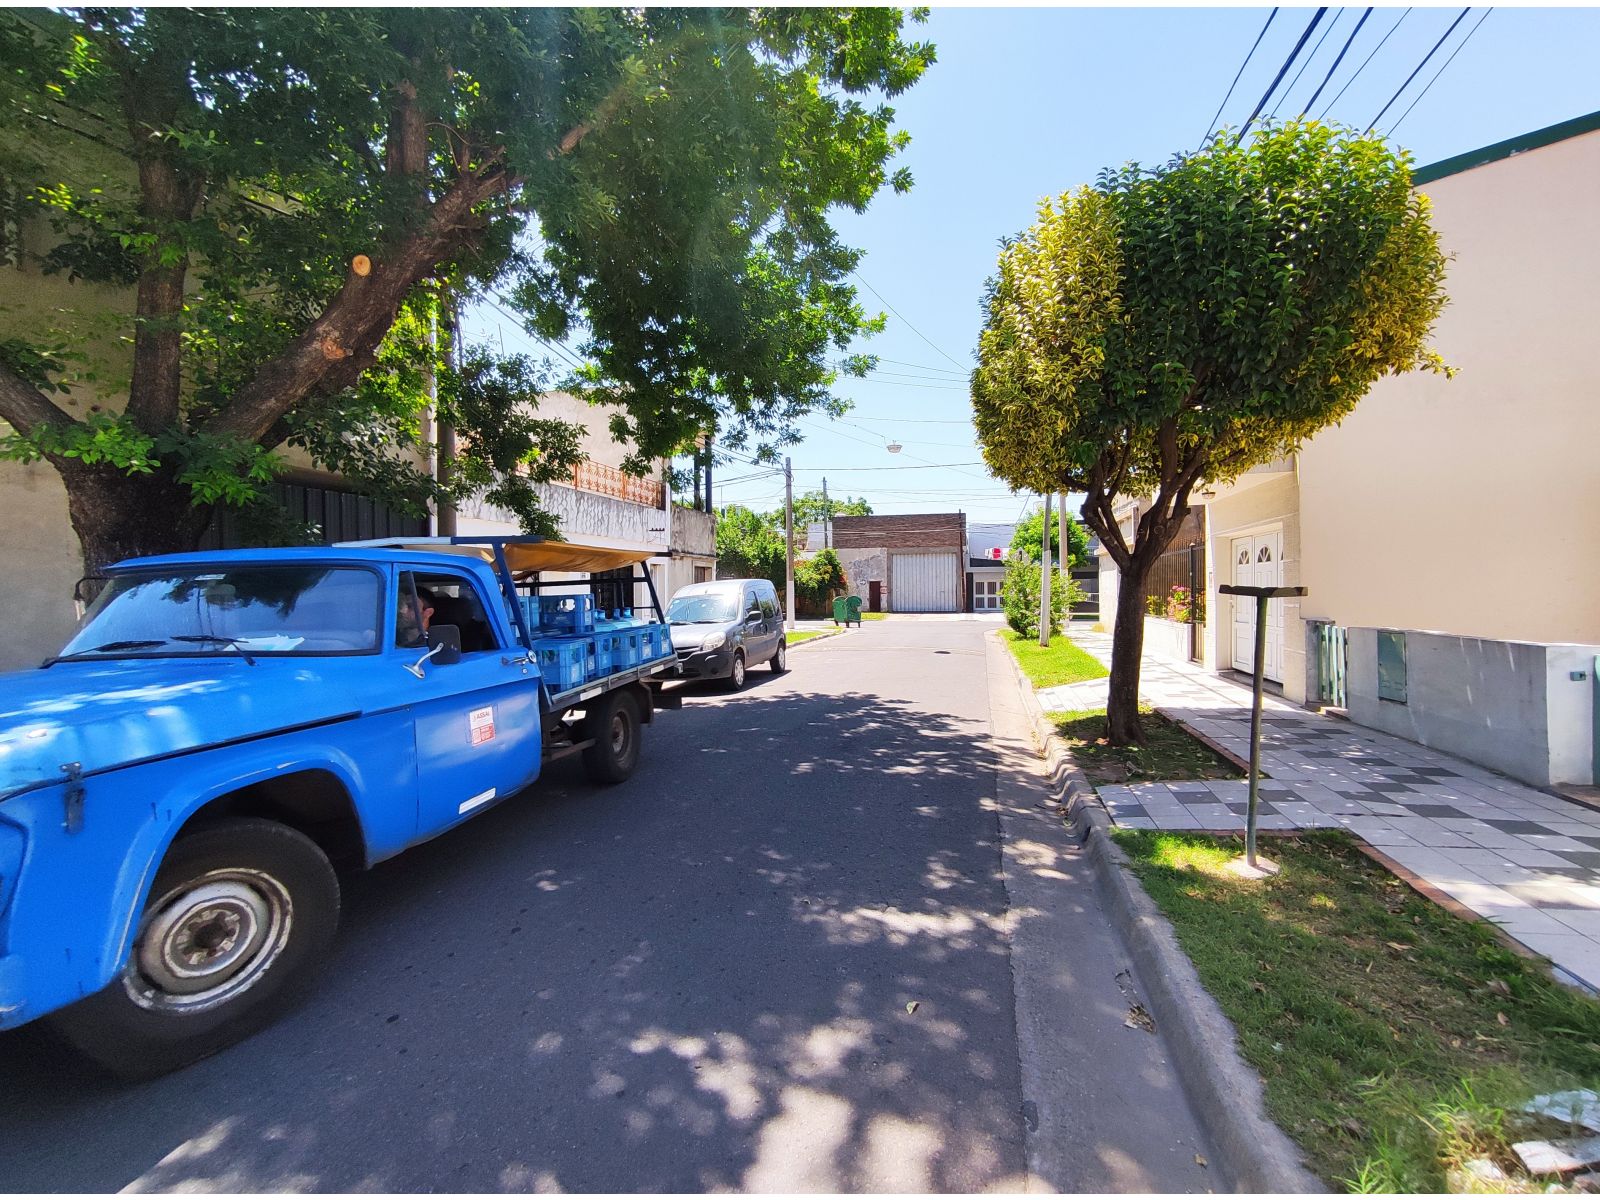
xmin=582 ymin=690 xmax=642 ymax=784
xmin=47 ymin=818 xmax=340 ymax=1078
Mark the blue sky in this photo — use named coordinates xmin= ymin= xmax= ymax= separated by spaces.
xmin=465 ymin=5 xmax=1600 ymax=529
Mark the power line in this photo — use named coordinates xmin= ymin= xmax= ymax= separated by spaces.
xmin=851 ymin=272 xmax=969 ymax=371
xmin=1317 ymin=7 xmax=1410 ymax=121
xmin=1237 ymin=7 xmax=1328 ymax=143
xmin=1271 ymin=7 xmax=1343 ymax=121
xmin=1302 ymin=7 xmax=1373 ymax=116
xmin=482 ymin=293 xmax=589 ymax=374
xmin=788 ymin=461 xmax=988 ymax=472
xmin=1388 ymin=8 xmax=1492 ymax=135
xmin=1367 ymin=7 xmax=1471 ymax=134
xmin=845 ymin=376 xmax=970 ymax=392
xmin=864 ymin=355 xmax=967 ymax=377
xmin=1204 ymin=7 xmax=1278 ymax=143
xmin=842 ymin=414 xmax=974 ymax=425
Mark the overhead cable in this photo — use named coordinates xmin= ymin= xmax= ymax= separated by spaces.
xmin=1316 ymin=7 xmax=1410 ymax=121
xmin=1367 ymin=7 xmax=1471 ymax=133
xmin=1204 ymin=7 xmax=1279 ymax=143
xmin=1271 ymin=8 xmax=1344 ymax=121
xmin=1237 ymin=7 xmax=1329 ymax=143
xmin=851 ymin=272 xmax=969 ymax=371
xmin=1302 ymin=7 xmax=1373 ymax=115
xmin=1388 ymin=8 xmax=1492 ymax=135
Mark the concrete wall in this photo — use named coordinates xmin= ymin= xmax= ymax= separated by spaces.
xmin=836 ymin=547 xmax=888 ymax=609
xmin=1143 ymin=616 xmax=1192 ymax=665
xmin=1345 ymin=627 xmax=1598 ymax=787
xmin=1203 ymin=470 xmax=1306 ymax=701
xmin=1295 ymin=125 xmax=1600 ymax=645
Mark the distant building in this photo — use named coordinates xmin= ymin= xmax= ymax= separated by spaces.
xmin=830 ymin=514 xmax=968 ymax=613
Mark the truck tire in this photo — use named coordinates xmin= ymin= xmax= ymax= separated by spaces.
xmin=582 ymin=689 xmax=642 ymax=784
xmin=769 ymin=640 xmax=787 ymax=673
xmin=46 ymin=818 xmax=340 ymax=1079
xmin=724 ymin=651 xmax=746 ymax=692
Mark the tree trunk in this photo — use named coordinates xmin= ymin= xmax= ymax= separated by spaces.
xmin=1106 ymin=554 xmax=1154 ymax=745
xmin=58 ymin=461 xmax=213 ymax=578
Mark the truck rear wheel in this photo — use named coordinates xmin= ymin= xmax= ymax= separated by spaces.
xmin=47 ymin=818 xmax=339 ymax=1078
xmin=582 ymin=690 xmax=642 ymax=784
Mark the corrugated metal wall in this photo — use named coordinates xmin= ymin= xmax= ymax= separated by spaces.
xmin=890 ymin=551 xmax=959 ymax=612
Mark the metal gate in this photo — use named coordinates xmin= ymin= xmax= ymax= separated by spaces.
xmin=890 ymin=551 xmax=959 ymax=612
xmin=1312 ymin=621 xmax=1348 ymax=708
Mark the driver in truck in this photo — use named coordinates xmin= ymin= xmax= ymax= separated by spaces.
xmin=396 ymin=585 xmax=437 ymax=648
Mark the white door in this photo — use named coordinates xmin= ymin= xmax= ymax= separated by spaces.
xmin=891 ymin=551 xmax=959 ymax=612
xmin=1230 ymin=531 xmax=1284 ymax=681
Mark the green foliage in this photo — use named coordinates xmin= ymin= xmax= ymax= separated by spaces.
xmin=795 ymin=546 xmax=845 ymax=612
xmin=1010 ymin=504 xmax=1089 ymax=566
xmin=1000 ymin=557 xmax=1071 ymax=639
xmin=714 ymin=505 xmax=786 ymax=589
xmin=973 ymin=121 xmax=1450 ymax=511
xmin=973 ymin=120 xmax=1449 ymax=742
xmin=779 ymin=489 xmax=872 ymax=529
xmin=0 ymin=8 xmax=934 ymax=556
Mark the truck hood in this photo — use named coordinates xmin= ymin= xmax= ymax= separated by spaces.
xmin=0 ymin=658 xmax=363 ymax=801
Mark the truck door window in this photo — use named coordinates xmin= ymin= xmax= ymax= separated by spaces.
xmin=397 ymin=572 xmax=502 ymax=654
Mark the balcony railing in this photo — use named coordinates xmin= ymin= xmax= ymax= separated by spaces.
xmin=570 ymin=459 xmax=664 ymax=508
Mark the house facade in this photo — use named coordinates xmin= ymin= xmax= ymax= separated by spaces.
xmin=1098 ymin=111 xmax=1600 ymax=788
xmin=831 ymin=513 xmax=969 ymax=613
xmin=965 ymin=522 xmax=1014 ymax=611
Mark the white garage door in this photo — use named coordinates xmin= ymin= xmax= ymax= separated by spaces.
xmin=891 ymin=551 xmax=959 ymax=612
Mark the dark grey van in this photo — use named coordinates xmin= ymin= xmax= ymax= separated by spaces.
xmin=666 ymin=578 xmax=786 ymax=690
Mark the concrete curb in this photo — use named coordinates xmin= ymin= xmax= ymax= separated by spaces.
xmin=786 ymin=627 xmax=852 ymax=648
xmin=993 ymin=632 xmax=1326 ymax=1194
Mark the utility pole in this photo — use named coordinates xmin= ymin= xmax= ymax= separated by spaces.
xmin=821 ymin=476 xmax=831 ymax=549
xmin=784 ymin=457 xmax=796 ymax=630
xmin=436 ymin=294 xmax=458 ymax=537
xmin=1059 ymin=491 xmax=1070 ymax=618
xmin=1038 ymin=492 xmax=1052 ymax=647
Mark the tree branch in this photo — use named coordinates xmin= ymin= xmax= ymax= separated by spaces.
xmin=0 ymin=361 xmax=76 ymax=436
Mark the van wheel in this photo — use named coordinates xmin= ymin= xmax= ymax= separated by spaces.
xmin=725 ymin=651 xmax=746 ymax=692
xmin=769 ymin=640 xmax=787 ymax=673
xmin=582 ymin=690 xmax=641 ymax=784
xmin=47 ymin=818 xmax=339 ymax=1079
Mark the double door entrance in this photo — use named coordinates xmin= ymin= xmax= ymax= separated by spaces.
xmin=1230 ymin=530 xmax=1285 ymax=682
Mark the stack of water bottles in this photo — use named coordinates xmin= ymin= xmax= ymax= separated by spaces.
xmin=520 ymin=592 xmax=673 ymax=694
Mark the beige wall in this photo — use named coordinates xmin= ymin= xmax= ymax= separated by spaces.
xmin=1296 ymin=126 xmax=1600 ymax=645
xmin=1203 ymin=470 xmax=1306 ymax=703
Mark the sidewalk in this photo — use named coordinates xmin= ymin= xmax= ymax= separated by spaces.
xmin=1039 ymin=629 xmax=1600 ymax=993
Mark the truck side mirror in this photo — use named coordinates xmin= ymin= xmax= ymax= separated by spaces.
xmin=427 ymin=625 xmax=462 ymax=665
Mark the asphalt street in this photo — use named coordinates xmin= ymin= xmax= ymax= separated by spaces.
xmin=0 ymin=617 xmax=1210 ymax=1192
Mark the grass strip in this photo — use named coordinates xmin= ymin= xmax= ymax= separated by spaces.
xmin=786 ymin=630 xmax=830 ymax=644
xmin=1001 ymin=629 xmax=1110 ymax=689
xmin=1113 ymin=828 xmax=1600 ymax=1192
xmin=1050 ymin=705 xmax=1243 ymax=782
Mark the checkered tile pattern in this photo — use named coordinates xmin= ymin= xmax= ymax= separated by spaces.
xmin=1041 ymin=629 xmax=1600 ymax=993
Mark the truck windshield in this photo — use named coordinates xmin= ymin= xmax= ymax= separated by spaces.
xmin=59 ymin=567 xmax=382 ymax=658
xmin=666 ymin=593 xmax=739 ymax=624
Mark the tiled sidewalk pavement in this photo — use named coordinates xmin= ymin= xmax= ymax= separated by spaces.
xmin=1037 ymin=628 xmax=1600 ymax=992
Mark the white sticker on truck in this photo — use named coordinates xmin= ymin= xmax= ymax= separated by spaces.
xmin=458 ymin=787 xmax=497 ymax=815
xmin=469 ymin=705 xmax=496 ymax=745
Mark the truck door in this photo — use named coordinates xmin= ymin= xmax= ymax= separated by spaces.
xmin=394 ymin=569 xmax=542 ymax=839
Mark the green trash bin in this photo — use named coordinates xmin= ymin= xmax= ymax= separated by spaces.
xmin=832 ymin=594 xmax=863 ymax=627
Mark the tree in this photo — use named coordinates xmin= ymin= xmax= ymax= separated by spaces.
xmin=1010 ymin=503 xmax=1089 ymax=567
xmin=0 ymin=9 xmax=934 ymax=572
xmin=973 ymin=121 xmax=1449 ymax=744
xmin=713 ymin=505 xmax=785 ymax=588
xmin=782 ymin=489 xmax=872 ymax=530
xmin=1000 ymin=558 xmax=1079 ymax=639
xmin=795 ymin=546 xmax=846 ymax=615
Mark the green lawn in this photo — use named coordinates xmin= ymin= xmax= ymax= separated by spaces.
xmin=861 ymin=611 xmax=889 ymax=621
xmin=1049 ymin=706 xmax=1244 ymax=783
xmin=786 ymin=629 xmax=830 ymax=644
xmin=1001 ymin=629 xmax=1110 ymax=689
xmin=1114 ymin=829 xmax=1600 ymax=1192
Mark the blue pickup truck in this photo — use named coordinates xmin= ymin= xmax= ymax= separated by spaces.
xmin=0 ymin=536 xmax=678 ymax=1076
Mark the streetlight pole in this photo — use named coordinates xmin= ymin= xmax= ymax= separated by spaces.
xmin=784 ymin=457 xmax=796 ymax=631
